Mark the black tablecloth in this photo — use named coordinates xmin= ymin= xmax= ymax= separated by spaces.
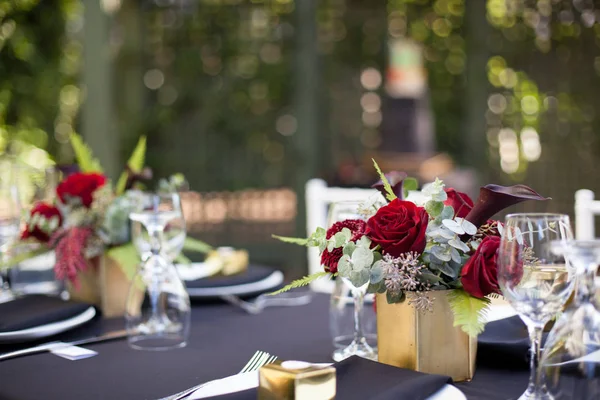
xmin=0 ymin=294 xmax=528 ymax=400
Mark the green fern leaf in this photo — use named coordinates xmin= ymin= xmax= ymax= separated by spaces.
xmin=268 ymin=272 xmax=331 ymax=295
xmin=272 ymin=234 xmax=309 ymax=246
xmin=372 ymin=158 xmax=397 ymax=202
xmin=447 ymin=289 xmax=491 ymax=337
xmin=70 ymin=133 xmax=103 ymax=173
xmin=115 ymin=136 xmax=147 ymax=195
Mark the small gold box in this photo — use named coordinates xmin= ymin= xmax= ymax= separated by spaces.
xmin=258 ymin=361 xmax=336 ymax=400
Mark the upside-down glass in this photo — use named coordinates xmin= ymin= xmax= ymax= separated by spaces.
xmin=497 ymin=213 xmax=574 ymax=400
xmin=131 ymin=192 xmax=186 ymax=262
xmin=330 ymin=277 xmax=377 ymax=356
xmin=126 ymin=192 xmax=190 ymax=350
xmin=541 ymin=240 xmax=600 ymax=399
xmin=0 ymin=160 xmax=22 ymax=301
xmin=328 ymin=201 xmax=377 ymax=362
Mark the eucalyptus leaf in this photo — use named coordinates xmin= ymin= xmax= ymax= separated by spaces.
xmin=448 ymin=239 xmax=470 ymax=253
xmin=457 ymin=218 xmax=477 ymax=235
xmin=425 ymin=200 xmax=444 ymax=217
xmin=338 ymin=255 xmax=352 ymax=276
xmin=350 ymin=269 xmax=370 ymax=287
xmin=441 ymin=205 xmax=454 ymax=220
xmin=370 ymin=263 xmax=384 ymax=283
xmin=327 ymin=241 xmax=335 ymax=252
xmin=341 ymin=228 xmax=352 ymax=241
xmin=431 ymin=245 xmax=451 ymax=262
xmin=420 ymin=272 xmax=444 ymax=284
xmin=334 ymin=231 xmax=347 ymax=247
xmin=450 ymin=247 xmax=462 ymax=263
xmin=439 ymin=227 xmax=456 ymax=240
xmin=352 ymin=247 xmax=374 ymax=269
xmin=343 ymin=242 xmax=356 ymax=257
xmin=442 ymin=219 xmax=465 ymax=235
xmin=367 ymin=281 xmax=385 ymax=294
xmin=438 ymin=263 xmax=457 ymax=278
xmin=386 ymin=290 xmax=406 ymax=304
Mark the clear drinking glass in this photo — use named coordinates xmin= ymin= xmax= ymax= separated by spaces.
xmin=126 ymin=192 xmax=191 ymax=351
xmin=541 ymin=240 xmax=600 ymax=399
xmin=0 ymin=160 xmax=22 ymax=301
xmin=330 ymin=277 xmax=377 ymax=354
xmin=328 ymin=201 xmax=377 ymax=362
xmin=131 ymin=192 xmax=186 ymax=262
xmin=497 ymin=213 xmax=574 ymax=400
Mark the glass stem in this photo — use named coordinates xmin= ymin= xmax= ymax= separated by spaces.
xmin=145 ymin=226 xmax=164 ymax=324
xmin=352 ymin=288 xmax=365 ymax=343
xmin=527 ymin=324 xmax=544 ymax=393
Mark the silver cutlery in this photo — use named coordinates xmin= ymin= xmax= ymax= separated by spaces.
xmin=220 ymin=292 xmax=312 ymax=314
xmin=162 ymin=350 xmax=277 ymax=400
xmin=0 ymin=329 xmax=129 ymax=362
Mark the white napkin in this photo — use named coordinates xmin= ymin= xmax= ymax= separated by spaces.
xmin=189 ymin=372 xmax=259 ymax=399
xmin=175 ymin=262 xmax=221 ymax=281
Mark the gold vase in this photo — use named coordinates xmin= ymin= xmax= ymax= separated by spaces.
xmin=376 ymin=291 xmax=477 ymax=382
xmin=67 ymin=255 xmax=134 ymax=318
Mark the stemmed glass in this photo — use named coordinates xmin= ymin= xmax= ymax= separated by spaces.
xmin=0 ymin=160 xmax=22 ymax=302
xmin=131 ymin=192 xmax=186 ymax=262
xmin=329 ymin=201 xmax=377 ymax=362
xmin=126 ymin=192 xmax=190 ymax=351
xmin=497 ymin=213 xmax=574 ymax=400
xmin=541 ymin=240 xmax=600 ymax=399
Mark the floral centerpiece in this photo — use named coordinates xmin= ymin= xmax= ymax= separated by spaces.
xmin=7 ymin=134 xmax=211 ymax=315
xmin=274 ymin=160 xmax=548 ymax=336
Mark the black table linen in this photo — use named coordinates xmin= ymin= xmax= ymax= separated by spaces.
xmin=0 ymin=294 xmax=530 ymax=400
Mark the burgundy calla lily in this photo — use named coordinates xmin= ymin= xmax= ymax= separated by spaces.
xmin=465 ymin=184 xmax=550 ymax=229
xmin=372 ymin=171 xmax=408 ymax=200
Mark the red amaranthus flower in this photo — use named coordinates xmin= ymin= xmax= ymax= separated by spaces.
xmin=50 ymin=227 xmax=93 ymax=287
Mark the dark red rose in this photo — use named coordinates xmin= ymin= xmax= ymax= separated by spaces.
xmin=444 ymin=188 xmax=474 ymax=219
xmin=57 ymin=172 xmax=107 ymax=208
xmin=21 ymin=202 xmax=63 ymax=242
xmin=365 ymin=199 xmax=428 ymax=257
xmin=320 ymin=219 xmax=367 ymax=273
xmin=461 ymin=235 xmax=501 ymax=298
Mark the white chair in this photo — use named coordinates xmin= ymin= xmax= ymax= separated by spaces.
xmin=305 ymin=179 xmax=381 ymax=293
xmin=575 ymin=189 xmax=600 ymax=240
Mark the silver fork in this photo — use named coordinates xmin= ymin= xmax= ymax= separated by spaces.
xmin=220 ymin=292 xmax=312 ymax=315
xmin=162 ymin=350 xmax=277 ymax=400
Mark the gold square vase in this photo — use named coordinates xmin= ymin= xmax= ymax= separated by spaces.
xmin=376 ymin=291 xmax=477 ymax=382
xmin=67 ymin=255 xmax=139 ymax=318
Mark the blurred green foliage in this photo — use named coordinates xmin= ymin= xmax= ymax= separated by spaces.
xmin=0 ymin=0 xmax=80 ymax=169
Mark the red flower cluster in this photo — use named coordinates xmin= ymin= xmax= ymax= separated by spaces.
xmin=21 ymin=202 xmax=62 ymax=242
xmin=365 ymin=199 xmax=428 ymax=257
xmin=57 ymin=172 xmax=107 ymax=208
xmin=321 ymin=219 xmax=367 ymax=273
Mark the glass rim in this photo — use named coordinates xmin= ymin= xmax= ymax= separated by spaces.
xmin=504 ymin=212 xmax=570 ymax=220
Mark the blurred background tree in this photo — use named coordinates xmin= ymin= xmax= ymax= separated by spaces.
xmin=2 ymin=0 xmax=600 ymax=274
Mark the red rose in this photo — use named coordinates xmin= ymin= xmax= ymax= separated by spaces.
xmin=444 ymin=188 xmax=474 ymax=219
xmin=21 ymin=202 xmax=63 ymax=242
xmin=320 ymin=219 xmax=367 ymax=273
xmin=57 ymin=172 xmax=107 ymax=208
xmin=461 ymin=235 xmax=501 ymax=298
xmin=365 ymin=199 xmax=428 ymax=257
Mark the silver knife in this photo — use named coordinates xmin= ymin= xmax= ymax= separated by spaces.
xmin=0 ymin=329 xmax=129 ymax=362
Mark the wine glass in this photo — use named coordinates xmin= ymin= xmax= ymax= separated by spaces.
xmin=131 ymin=192 xmax=186 ymax=262
xmin=0 ymin=160 xmax=22 ymax=301
xmin=541 ymin=240 xmax=600 ymax=399
xmin=328 ymin=201 xmax=377 ymax=362
xmin=126 ymin=192 xmax=190 ymax=351
xmin=497 ymin=213 xmax=574 ymax=400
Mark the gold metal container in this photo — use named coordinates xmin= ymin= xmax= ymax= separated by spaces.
xmin=376 ymin=291 xmax=477 ymax=382
xmin=258 ymin=361 xmax=336 ymax=400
